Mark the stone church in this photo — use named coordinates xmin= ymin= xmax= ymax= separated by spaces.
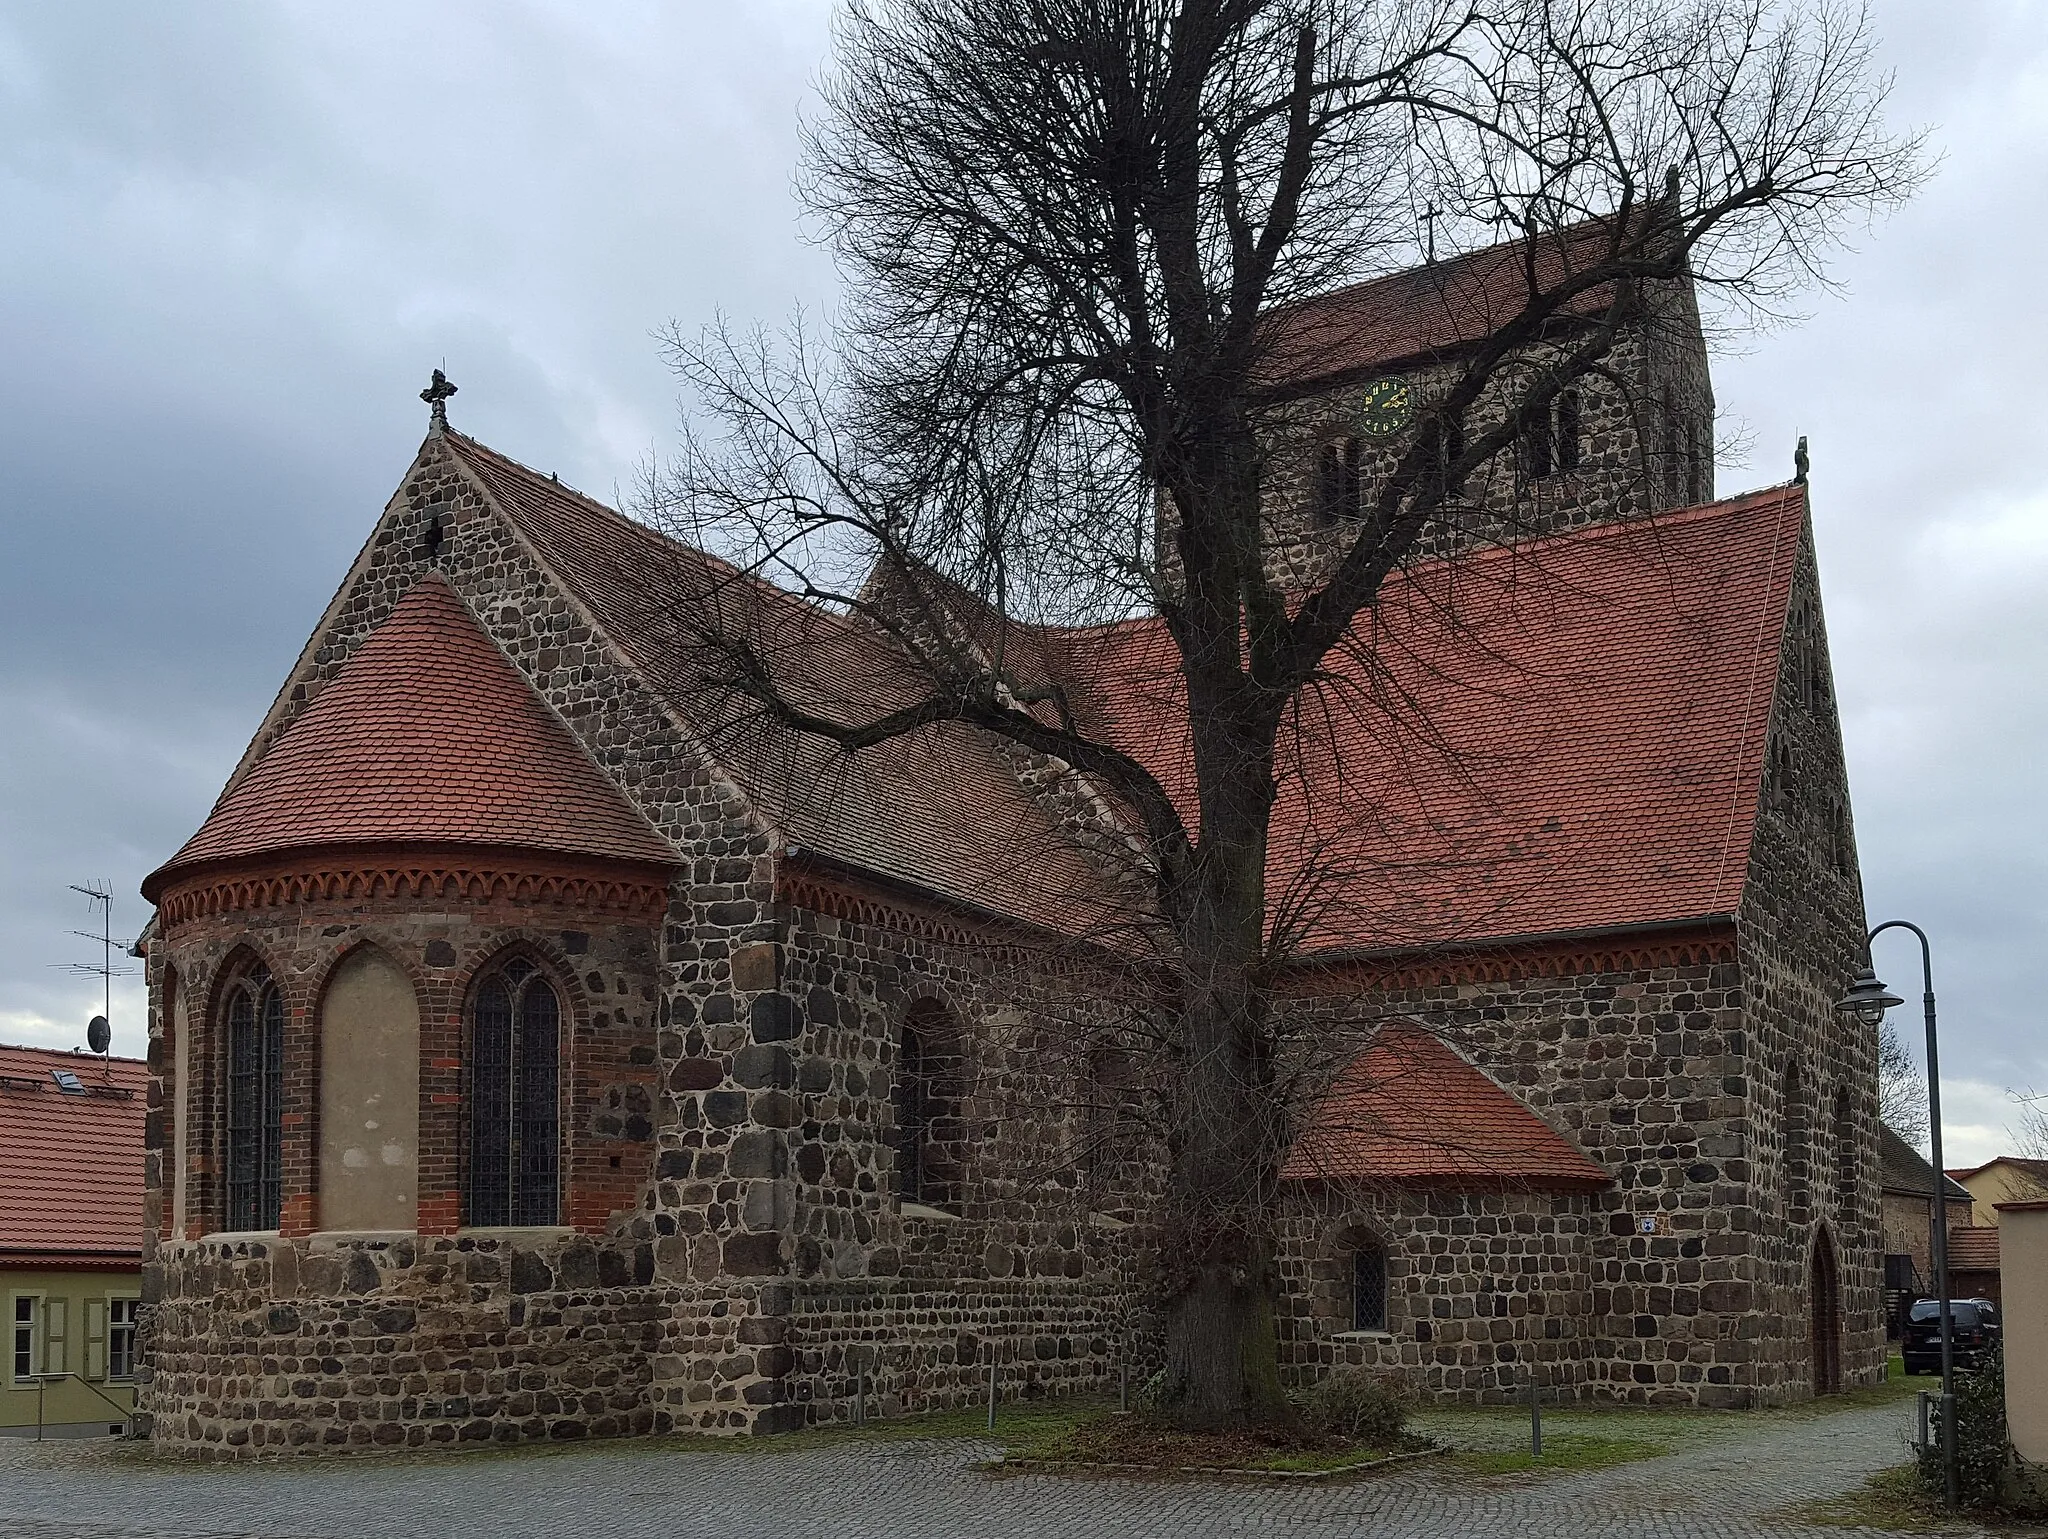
xmin=135 ymin=223 xmax=1882 ymax=1455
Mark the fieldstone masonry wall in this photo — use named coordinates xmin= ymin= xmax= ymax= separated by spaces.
xmin=1277 ymin=1187 xmax=1600 ymax=1400
xmin=139 ymin=323 xmax=1876 ymax=1453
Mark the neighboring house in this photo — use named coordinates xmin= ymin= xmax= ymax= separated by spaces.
xmin=137 ymin=221 xmax=1883 ymax=1455
xmin=1946 ymin=1225 xmax=2001 ymax=1306
xmin=0 ymin=1043 xmax=146 ymax=1437
xmin=1948 ymin=1157 xmax=2048 ymax=1228
xmin=1877 ymin=1124 xmax=1978 ymax=1335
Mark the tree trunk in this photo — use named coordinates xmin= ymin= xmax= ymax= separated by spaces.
xmin=1155 ymin=702 xmax=1292 ymax=1429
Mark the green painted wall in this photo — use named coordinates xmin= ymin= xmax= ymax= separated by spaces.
xmin=2 ymin=1266 xmax=140 ymax=1433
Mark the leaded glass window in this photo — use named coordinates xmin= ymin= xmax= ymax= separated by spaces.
xmin=895 ymin=1002 xmax=964 ymax=1209
xmin=466 ymin=958 xmax=561 ymax=1227
xmin=1351 ymin=1242 xmax=1388 ymax=1332
xmin=223 ymin=966 xmax=284 ymax=1231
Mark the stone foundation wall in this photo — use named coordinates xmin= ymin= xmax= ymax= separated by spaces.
xmin=784 ymin=1273 xmax=1138 ymax=1425
xmin=139 ymin=1231 xmax=788 ymax=1456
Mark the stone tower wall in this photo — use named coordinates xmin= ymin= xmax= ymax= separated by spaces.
xmin=1250 ymin=275 xmax=1716 ymax=590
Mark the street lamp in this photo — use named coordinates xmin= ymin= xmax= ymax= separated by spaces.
xmin=1836 ymin=920 xmax=1954 ymax=1507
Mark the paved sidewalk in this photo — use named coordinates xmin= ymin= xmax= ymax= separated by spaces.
xmin=0 ymin=1397 xmax=2034 ymax=1539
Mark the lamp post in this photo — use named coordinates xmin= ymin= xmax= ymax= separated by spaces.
xmin=1837 ymin=920 xmax=1953 ymax=1507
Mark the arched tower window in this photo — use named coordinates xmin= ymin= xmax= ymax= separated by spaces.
xmin=221 ymin=963 xmax=284 ymax=1232
xmin=466 ymin=957 xmax=561 ymax=1227
xmin=1350 ymin=1238 xmax=1390 ymax=1331
xmin=1313 ymin=437 xmax=1364 ymax=525
xmin=1520 ymin=408 xmax=1554 ymax=481
xmin=895 ymin=1000 xmax=964 ymax=1209
xmin=1555 ymin=390 xmax=1582 ymax=472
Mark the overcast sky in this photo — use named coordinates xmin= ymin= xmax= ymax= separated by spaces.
xmin=1 ymin=1 xmax=2041 ymax=1164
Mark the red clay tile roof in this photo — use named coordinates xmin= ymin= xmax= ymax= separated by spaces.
xmin=0 ymin=1044 xmax=147 ymax=1261
xmin=1946 ymin=1226 xmax=2000 ymax=1270
xmin=1282 ymin=1025 xmax=1608 ymax=1187
xmin=1256 ymin=218 xmax=1630 ymax=390
xmin=1051 ymin=485 xmax=1804 ymax=953
xmin=444 ymin=433 xmax=1126 ymax=936
xmin=144 ymin=572 xmax=675 ymax=896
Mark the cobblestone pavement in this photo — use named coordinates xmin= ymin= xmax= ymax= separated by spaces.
xmin=0 ymin=1398 xmax=2037 ymax=1539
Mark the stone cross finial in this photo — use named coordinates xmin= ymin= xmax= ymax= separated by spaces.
xmin=421 ymin=369 xmax=458 ymax=429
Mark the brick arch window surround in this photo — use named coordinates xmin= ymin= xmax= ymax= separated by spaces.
xmin=465 ymin=956 xmax=562 ymax=1227
xmin=895 ymin=999 xmax=966 ymax=1210
xmin=220 ymin=962 xmax=284 ymax=1232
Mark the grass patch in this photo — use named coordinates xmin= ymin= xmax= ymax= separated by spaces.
xmin=1785 ymin=1463 xmax=1960 ymax=1532
xmin=1449 ymin=1432 xmax=1673 ymax=1478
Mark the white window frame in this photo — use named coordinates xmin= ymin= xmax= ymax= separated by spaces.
xmin=9 ymin=1292 xmax=43 ymax=1387
xmin=106 ymin=1296 xmax=140 ymax=1382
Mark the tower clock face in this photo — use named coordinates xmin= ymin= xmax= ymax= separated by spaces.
xmin=1356 ymin=377 xmax=1415 ymax=440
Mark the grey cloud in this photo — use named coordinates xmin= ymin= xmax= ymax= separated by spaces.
xmin=1 ymin=0 xmax=2040 ymax=1149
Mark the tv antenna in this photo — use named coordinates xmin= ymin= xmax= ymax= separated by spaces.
xmin=53 ymin=882 xmax=131 ymax=1059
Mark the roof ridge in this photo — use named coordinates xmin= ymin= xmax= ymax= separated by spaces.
xmin=1260 ymin=211 xmax=1627 ymax=326
xmin=0 ymin=1042 xmax=147 ymax=1066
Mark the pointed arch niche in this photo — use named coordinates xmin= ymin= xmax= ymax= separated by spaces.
xmin=318 ymin=946 xmax=420 ymax=1233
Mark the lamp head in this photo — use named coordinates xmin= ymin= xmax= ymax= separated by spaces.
xmin=1835 ymin=967 xmax=1904 ymax=1028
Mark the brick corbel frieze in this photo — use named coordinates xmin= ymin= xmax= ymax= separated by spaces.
xmin=148 ymin=843 xmax=676 ymax=930
xmin=1279 ymin=918 xmax=1739 ymax=996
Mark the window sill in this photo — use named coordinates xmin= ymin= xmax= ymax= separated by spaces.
xmin=1087 ymin=1211 xmax=1131 ymax=1231
xmin=454 ymin=1226 xmax=577 ymax=1241
xmin=1333 ymin=1329 xmax=1396 ymax=1342
xmin=306 ymin=1230 xmax=417 ymax=1249
xmin=194 ymin=1230 xmax=281 ymax=1243
xmin=900 ymin=1202 xmax=960 ymax=1222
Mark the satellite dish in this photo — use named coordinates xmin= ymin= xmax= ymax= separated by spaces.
xmin=87 ymin=1015 xmax=110 ymax=1055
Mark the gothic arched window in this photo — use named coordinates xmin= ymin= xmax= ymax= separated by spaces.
xmin=1521 ymin=408 xmax=1554 ymax=481
xmin=1555 ymin=391 xmax=1583 ymax=472
xmin=1351 ymin=1239 xmax=1389 ymax=1331
xmin=221 ymin=963 xmax=284 ymax=1232
xmin=1314 ymin=438 xmax=1364 ymax=525
xmin=466 ymin=958 xmax=562 ymax=1227
xmin=895 ymin=1001 xmax=964 ymax=1209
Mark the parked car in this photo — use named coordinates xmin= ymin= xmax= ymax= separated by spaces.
xmin=1902 ymin=1298 xmax=2001 ymax=1374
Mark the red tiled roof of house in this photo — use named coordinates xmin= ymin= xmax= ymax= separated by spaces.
xmin=144 ymin=572 xmax=676 ymax=896
xmin=1946 ymin=1226 xmax=2000 ymax=1271
xmin=1282 ymin=1025 xmax=1609 ymax=1187
xmin=1256 ymin=218 xmax=1629 ymax=391
xmin=444 ymin=433 xmax=1128 ymax=937
xmin=0 ymin=1044 xmax=147 ymax=1262
xmin=1050 ymin=485 xmax=1804 ymax=952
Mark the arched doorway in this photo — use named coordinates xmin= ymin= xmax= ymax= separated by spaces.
xmin=1810 ymin=1228 xmax=1842 ymax=1395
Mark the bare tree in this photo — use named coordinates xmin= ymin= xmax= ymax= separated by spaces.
xmin=646 ymin=0 xmax=1922 ymax=1427
xmin=2013 ymin=1090 xmax=2048 ymax=1164
xmin=1879 ymin=1018 xmax=1928 ymax=1149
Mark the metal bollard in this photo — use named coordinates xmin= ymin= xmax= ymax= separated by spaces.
xmin=987 ymin=1353 xmax=998 ymax=1432
xmin=1915 ymin=1390 xmax=1930 ymax=1454
xmin=1528 ymin=1373 xmax=1542 ymax=1459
